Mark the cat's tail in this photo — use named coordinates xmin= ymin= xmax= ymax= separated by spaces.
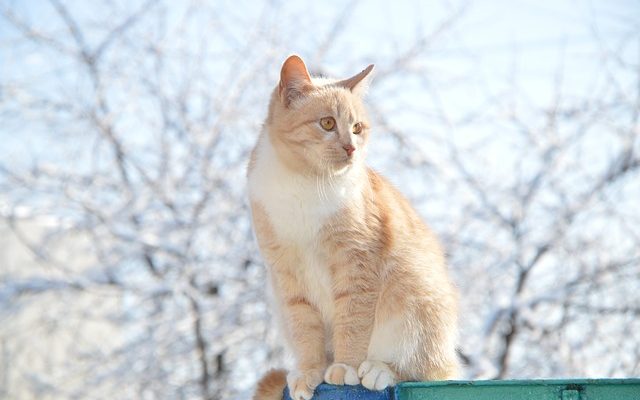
xmin=253 ymin=369 xmax=287 ymax=400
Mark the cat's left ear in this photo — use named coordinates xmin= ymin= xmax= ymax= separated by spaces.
xmin=337 ymin=64 xmax=375 ymax=96
xmin=279 ymin=55 xmax=313 ymax=107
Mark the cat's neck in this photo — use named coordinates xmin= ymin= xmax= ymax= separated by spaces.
xmin=249 ymin=132 xmax=368 ymax=243
xmin=261 ymin=130 xmax=366 ymax=185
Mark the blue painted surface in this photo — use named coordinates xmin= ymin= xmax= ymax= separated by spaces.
xmin=283 ymin=384 xmax=394 ymax=400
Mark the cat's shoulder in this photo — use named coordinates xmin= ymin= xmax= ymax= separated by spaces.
xmin=366 ymin=167 xmax=398 ymax=197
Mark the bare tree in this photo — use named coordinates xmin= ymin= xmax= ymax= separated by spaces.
xmin=0 ymin=1 xmax=638 ymax=399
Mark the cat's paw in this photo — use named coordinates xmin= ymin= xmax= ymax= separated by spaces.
xmin=324 ymin=363 xmax=359 ymax=385
xmin=357 ymin=360 xmax=397 ymax=391
xmin=287 ymin=369 xmax=323 ymax=400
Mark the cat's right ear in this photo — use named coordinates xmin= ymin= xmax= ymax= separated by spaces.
xmin=279 ymin=55 xmax=313 ymax=107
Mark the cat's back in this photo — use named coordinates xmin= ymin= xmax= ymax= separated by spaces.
xmin=364 ymin=168 xmax=446 ymax=267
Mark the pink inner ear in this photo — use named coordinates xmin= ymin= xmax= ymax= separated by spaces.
xmin=281 ymin=55 xmax=311 ymax=83
xmin=279 ymin=55 xmax=313 ymax=102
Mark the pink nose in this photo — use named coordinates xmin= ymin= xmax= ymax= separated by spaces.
xmin=343 ymin=144 xmax=355 ymax=156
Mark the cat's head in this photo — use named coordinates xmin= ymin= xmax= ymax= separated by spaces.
xmin=266 ymin=55 xmax=374 ymax=175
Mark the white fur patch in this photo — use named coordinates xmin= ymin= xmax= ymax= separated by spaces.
xmin=367 ymin=316 xmax=409 ymax=363
xmin=248 ymin=133 xmax=361 ymax=322
xmin=358 ymin=360 xmax=396 ymax=390
xmin=249 ymin=134 xmax=347 ymax=245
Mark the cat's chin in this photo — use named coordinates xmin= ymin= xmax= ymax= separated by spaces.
xmin=331 ymin=165 xmax=351 ymax=176
xmin=327 ymin=159 xmax=356 ymax=176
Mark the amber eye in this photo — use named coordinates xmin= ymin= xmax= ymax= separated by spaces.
xmin=353 ymin=122 xmax=363 ymax=135
xmin=320 ymin=116 xmax=336 ymax=131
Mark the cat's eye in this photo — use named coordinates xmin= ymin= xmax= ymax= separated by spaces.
xmin=320 ymin=117 xmax=336 ymax=131
xmin=353 ymin=122 xmax=363 ymax=135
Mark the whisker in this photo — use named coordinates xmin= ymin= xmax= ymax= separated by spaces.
xmin=321 ymin=158 xmax=329 ymax=202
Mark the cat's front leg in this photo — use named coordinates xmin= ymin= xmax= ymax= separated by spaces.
xmin=324 ymin=257 xmax=378 ymax=387
xmin=252 ymin=204 xmax=327 ymax=399
xmin=282 ymin=291 xmax=326 ymax=400
xmin=271 ymin=263 xmax=327 ymax=399
xmin=284 ymin=294 xmax=327 ymax=400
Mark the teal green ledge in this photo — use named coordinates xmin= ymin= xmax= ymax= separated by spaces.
xmin=283 ymin=379 xmax=640 ymax=400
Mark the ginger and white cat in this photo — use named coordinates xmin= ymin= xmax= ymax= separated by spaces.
xmin=249 ymin=55 xmax=459 ymax=400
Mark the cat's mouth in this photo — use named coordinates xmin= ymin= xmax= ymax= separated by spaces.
xmin=330 ymin=154 xmax=354 ymax=166
xmin=320 ymin=149 xmax=356 ymax=173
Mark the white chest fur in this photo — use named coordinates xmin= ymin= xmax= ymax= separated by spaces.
xmin=248 ymin=133 xmax=360 ymax=320
xmin=248 ymin=134 xmax=356 ymax=246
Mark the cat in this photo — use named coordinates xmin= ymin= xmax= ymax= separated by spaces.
xmin=249 ymin=55 xmax=459 ymax=400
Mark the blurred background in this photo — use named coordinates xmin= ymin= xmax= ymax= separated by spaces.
xmin=1 ymin=0 xmax=639 ymax=399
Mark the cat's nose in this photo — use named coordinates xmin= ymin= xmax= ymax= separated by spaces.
xmin=343 ymin=144 xmax=355 ymax=157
